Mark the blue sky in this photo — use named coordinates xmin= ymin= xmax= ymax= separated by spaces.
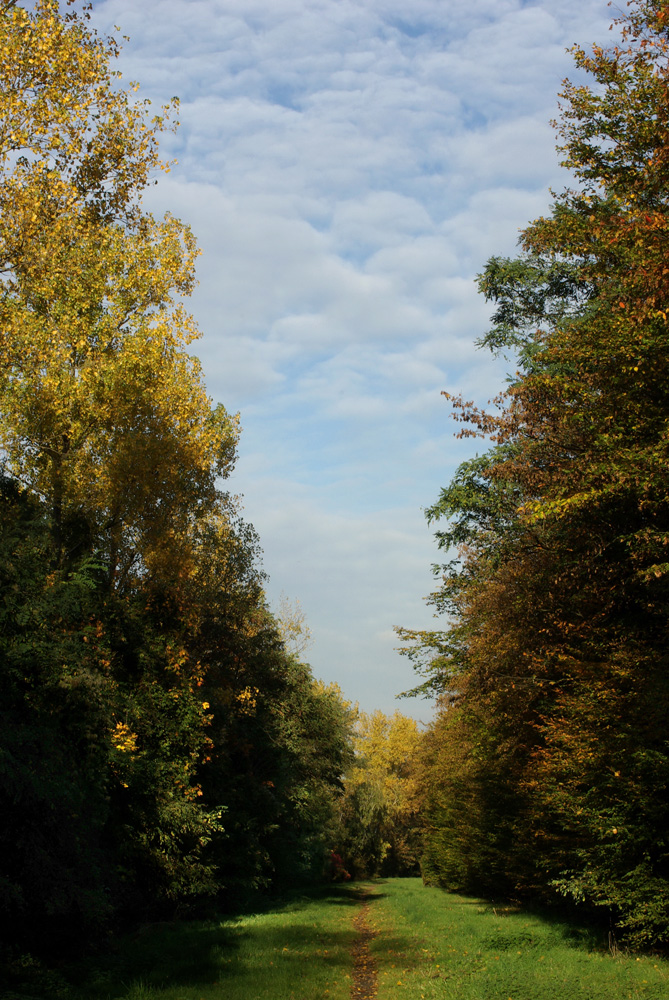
xmin=91 ymin=0 xmax=612 ymax=721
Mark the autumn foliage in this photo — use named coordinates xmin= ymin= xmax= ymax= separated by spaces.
xmin=0 ymin=0 xmax=355 ymax=962
xmin=401 ymin=0 xmax=669 ymax=949
xmin=334 ymin=710 xmax=423 ymax=878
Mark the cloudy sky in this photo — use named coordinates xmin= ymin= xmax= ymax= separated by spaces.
xmin=91 ymin=0 xmax=612 ymax=720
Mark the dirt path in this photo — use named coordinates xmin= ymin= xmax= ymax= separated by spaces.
xmin=350 ymin=887 xmax=378 ymax=1000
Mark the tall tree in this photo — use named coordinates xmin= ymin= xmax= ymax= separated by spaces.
xmin=0 ymin=0 xmax=238 ymax=583
xmin=0 ymin=1 xmax=242 ymax=951
xmin=403 ymin=0 xmax=669 ymax=948
xmin=0 ymin=5 xmax=360 ymax=967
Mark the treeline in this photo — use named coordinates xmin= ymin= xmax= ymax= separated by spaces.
xmin=399 ymin=0 xmax=669 ymax=950
xmin=0 ymin=0 xmax=356 ymax=961
xmin=9 ymin=0 xmax=669 ymax=972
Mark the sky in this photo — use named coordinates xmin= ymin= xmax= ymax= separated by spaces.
xmin=90 ymin=0 xmax=613 ymax=721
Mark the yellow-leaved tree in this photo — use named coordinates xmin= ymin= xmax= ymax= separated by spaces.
xmin=0 ymin=3 xmax=363 ymax=957
xmin=0 ymin=0 xmax=238 ymax=584
xmin=336 ymin=709 xmax=423 ymax=877
xmin=0 ymin=0 xmax=244 ymax=944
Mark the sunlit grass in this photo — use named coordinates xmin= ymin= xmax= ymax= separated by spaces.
xmin=69 ymin=886 xmax=359 ymax=1000
xmin=368 ymin=878 xmax=669 ymax=1000
xmin=15 ymin=878 xmax=669 ymax=1000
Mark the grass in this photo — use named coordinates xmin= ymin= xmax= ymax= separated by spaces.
xmin=5 ymin=879 xmax=669 ymax=1000
xmin=64 ymin=884 xmax=360 ymax=1000
xmin=367 ymin=878 xmax=669 ymax=1000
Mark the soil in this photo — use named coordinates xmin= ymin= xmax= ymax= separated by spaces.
xmin=350 ymin=887 xmax=378 ymax=1000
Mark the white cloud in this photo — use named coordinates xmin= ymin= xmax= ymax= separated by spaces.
xmin=91 ymin=0 xmax=614 ymax=716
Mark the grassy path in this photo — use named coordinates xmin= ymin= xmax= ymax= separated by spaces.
xmin=37 ymin=879 xmax=669 ymax=1000
xmin=368 ymin=879 xmax=669 ymax=1000
xmin=350 ymin=886 xmax=378 ymax=1000
xmin=67 ymin=886 xmax=357 ymax=1000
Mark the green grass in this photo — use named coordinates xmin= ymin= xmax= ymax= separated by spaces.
xmin=367 ymin=878 xmax=669 ymax=1000
xmin=64 ymin=885 xmax=359 ymax=1000
xmin=6 ymin=879 xmax=669 ymax=1000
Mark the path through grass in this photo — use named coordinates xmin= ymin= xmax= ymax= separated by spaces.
xmin=350 ymin=886 xmax=378 ymax=999
xmin=13 ymin=878 xmax=669 ymax=1000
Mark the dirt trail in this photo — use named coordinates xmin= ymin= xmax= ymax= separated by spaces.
xmin=350 ymin=887 xmax=378 ymax=1000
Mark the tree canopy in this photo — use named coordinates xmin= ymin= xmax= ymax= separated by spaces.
xmin=0 ymin=1 xmax=357 ymax=963
xmin=401 ymin=0 xmax=669 ymax=949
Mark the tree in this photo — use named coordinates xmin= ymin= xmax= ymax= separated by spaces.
xmin=0 ymin=0 xmax=238 ymax=584
xmin=403 ymin=0 xmax=669 ymax=947
xmin=276 ymin=594 xmax=313 ymax=659
xmin=0 ymin=4 xmax=361 ymax=966
xmin=336 ymin=710 xmax=422 ymax=877
xmin=192 ymin=557 xmax=356 ymax=896
xmin=0 ymin=1 xmax=236 ymax=949
xmin=0 ymin=477 xmax=116 ymax=951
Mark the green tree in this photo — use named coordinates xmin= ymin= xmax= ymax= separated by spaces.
xmin=403 ymin=0 xmax=669 ymax=948
xmin=0 ymin=478 xmax=115 ymax=951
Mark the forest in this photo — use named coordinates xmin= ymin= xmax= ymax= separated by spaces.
xmin=1 ymin=0 xmax=669 ymax=993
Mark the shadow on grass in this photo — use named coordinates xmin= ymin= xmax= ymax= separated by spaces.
xmin=66 ymin=918 xmax=247 ymax=998
xmin=231 ymin=880 xmax=371 ymax=913
xmin=65 ymin=881 xmax=384 ymax=998
xmin=436 ymin=887 xmax=613 ymax=954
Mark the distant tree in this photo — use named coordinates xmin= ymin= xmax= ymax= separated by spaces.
xmin=336 ymin=711 xmax=422 ymax=877
xmin=276 ymin=594 xmax=314 ymax=660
